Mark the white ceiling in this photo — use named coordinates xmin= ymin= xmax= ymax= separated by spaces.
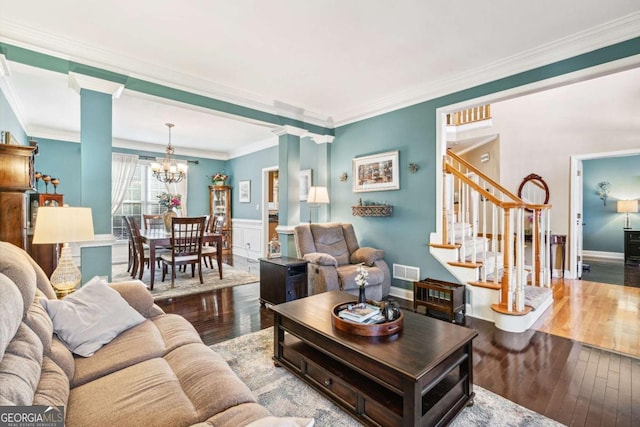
xmin=0 ymin=1 xmax=639 ymax=158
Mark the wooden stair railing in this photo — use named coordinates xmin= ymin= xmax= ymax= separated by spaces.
xmin=440 ymin=150 xmax=551 ymax=314
xmin=446 ymin=104 xmax=491 ymax=126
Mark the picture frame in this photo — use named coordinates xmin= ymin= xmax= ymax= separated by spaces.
xmin=299 ymin=169 xmax=312 ymax=201
xmin=239 ymin=180 xmax=251 ymax=203
xmin=353 ymin=150 xmax=399 ymax=192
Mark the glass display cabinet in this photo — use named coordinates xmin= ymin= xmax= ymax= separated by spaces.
xmin=209 ymin=185 xmax=232 ymax=256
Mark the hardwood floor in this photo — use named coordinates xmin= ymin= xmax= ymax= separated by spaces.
xmin=580 ymin=258 xmax=640 ymax=288
xmin=156 ymin=264 xmax=640 ymax=427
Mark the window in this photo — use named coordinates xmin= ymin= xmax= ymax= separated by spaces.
xmin=112 ymin=163 xmax=168 ymax=240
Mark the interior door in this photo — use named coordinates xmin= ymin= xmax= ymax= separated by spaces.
xmin=575 ymin=160 xmax=584 ymax=278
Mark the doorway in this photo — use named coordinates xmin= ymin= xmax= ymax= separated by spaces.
xmin=261 ymin=166 xmax=278 ymax=256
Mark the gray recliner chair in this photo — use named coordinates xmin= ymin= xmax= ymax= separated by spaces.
xmin=293 ymin=223 xmax=391 ymax=301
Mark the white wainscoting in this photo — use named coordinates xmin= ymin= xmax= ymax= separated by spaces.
xmin=232 ymin=218 xmax=263 ymax=260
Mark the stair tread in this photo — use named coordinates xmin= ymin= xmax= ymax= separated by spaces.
xmin=468 ymin=281 xmax=502 ymax=290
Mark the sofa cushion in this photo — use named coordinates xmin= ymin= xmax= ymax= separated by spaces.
xmin=32 ymin=356 xmax=69 ymax=408
xmin=108 ymin=280 xmax=156 ymax=317
xmin=303 ymin=252 xmax=338 ymax=267
xmin=0 ymin=244 xmax=38 ymax=314
xmin=71 ymin=314 xmax=203 ymax=388
xmin=0 ymin=323 xmax=43 ymax=405
xmin=310 ymin=224 xmax=350 ymax=266
xmin=337 ymin=264 xmax=385 ymax=290
xmin=350 ymin=247 xmax=384 ymax=267
xmin=0 ymin=274 xmax=23 ymax=362
xmin=67 ymin=358 xmax=200 ymax=427
xmin=198 ymin=402 xmax=271 ymax=427
xmin=41 ymin=276 xmax=145 ymax=357
xmin=164 ymin=343 xmax=258 ymax=418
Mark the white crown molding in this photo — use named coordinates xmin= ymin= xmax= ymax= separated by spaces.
xmin=68 ymin=72 xmax=124 ymax=98
xmin=272 ymin=125 xmax=309 ymax=137
xmin=27 ymin=125 xmax=228 ymax=160
xmin=311 ymin=135 xmax=335 ymax=144
xmin=227 ymin=137 xmax=278 ymax=160
xmin=27 ymin=126 xmax=80 ymax=143
xmin=0 ymin=54 xmax=10 ymax=77
xmin=111 ymin=138 xmax=228 ymax=160
xmin=334 ymin=12 xmax=640 ymax=127
xmin=0 ymin=62 xmax=27 ymax=132
xmin=0 ymin=18 xmax=334 ymax=129
xmin=1 ymin=12 xmax=638 ymax=138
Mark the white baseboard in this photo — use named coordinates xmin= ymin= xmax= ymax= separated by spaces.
xmin=583 ymin=250 xmax=624 ymax=260
xmin=389 ymin=285 xmax=413 ymax=302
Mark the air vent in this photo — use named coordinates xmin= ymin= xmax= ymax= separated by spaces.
xmin=393 ymin=264 xmax=420 ymax=282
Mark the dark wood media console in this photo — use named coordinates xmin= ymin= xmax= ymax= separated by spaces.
xmin=271 ymin=291 xmax=477 ymax=426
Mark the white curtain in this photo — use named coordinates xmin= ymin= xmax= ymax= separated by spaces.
xmin=111 ymin=153 xmax=139 ymax=215
xmin=165 ymin=177 xmax=188 ymax=217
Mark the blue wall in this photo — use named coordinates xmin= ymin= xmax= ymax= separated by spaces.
xmin=2 ymin=37 xmax=640 ymax=289
xmin=226 ymin=137 xmax=320 ymax=222
xmin=583 ymin=155 xmax=640 ymax=253
xmin=0 ymin=89 xmax=27 ymax=145
xmin=32 ymin=138 xmax=225 ymax=216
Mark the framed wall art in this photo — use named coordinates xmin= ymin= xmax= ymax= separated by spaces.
xmin=299 ymin=169 xmax=312 ymax=201
xmin=353 ymin=150 xmax=399 ymax=192
xmin=239 ymin=180 xmax=251 ymax=203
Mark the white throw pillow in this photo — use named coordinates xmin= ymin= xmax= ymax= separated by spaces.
xmin=41 ymin=276 xmax=145 ymax=357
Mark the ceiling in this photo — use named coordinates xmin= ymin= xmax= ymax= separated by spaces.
xmin=0 ymin=1 xmax=638 ymax=159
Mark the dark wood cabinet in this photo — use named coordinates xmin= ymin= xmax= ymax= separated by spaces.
xmin=259 ymin=256 xmax=308 ymax=305
xmin=0 ymin=144 xmax=36 ymax=249
xmin=624 ymin=230 xmax=640 ymax=265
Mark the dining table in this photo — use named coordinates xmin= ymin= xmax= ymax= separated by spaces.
xmin=139 ymin=229 xmax=223 ymax=289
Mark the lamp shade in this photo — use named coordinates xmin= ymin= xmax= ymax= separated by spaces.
xmin=617 ymin=200 xmax=638 ymax=214
xmin=307 ymin=186 xmax=330 ymax=204
xmin=32 ymin=206 xmax=95 ymax=244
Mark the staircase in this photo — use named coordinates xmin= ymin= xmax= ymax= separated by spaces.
xmin=430 ymin=150 xmax=554 ymax=333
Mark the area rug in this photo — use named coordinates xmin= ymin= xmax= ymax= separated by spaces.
xmin=111 ymin=262 xmax=259 ymax=300
xmin=211 ymin=327 xmax=564 ymax=427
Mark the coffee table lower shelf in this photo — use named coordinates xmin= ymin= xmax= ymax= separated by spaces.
xmin=273 ymin=328 xmax=474 ymax=426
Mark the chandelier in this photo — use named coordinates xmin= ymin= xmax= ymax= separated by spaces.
xmin=151 ymin=123 xmax=188 ymax=183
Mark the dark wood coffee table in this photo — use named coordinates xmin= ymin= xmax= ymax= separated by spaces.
xmin=271 ymin=291 xmax=477 ymax=427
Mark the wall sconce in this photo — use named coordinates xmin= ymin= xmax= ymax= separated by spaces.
xmin=339 ymin=172 xmax=348 ymax=182
xmin=408 ymin=163 xmax=419 ymax=174
xmin=617 ymin=200 xmax=638 ymax=229
xmin=596 ymin=181 xmax=611 ymax=206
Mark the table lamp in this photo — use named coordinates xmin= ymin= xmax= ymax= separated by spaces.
xmin=617 ymin=200 xmax=638 ymax=229
xmin=32 ymin=206 xmax=95 ymax=294
xmin=307 ymin=186 xmax=330 ymax=223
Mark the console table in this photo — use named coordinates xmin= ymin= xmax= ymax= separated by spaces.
xmin=271 ymin=291 xmax=477 ymax=426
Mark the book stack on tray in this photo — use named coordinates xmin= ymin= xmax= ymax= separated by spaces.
xmin=338 ymin=303 xmax=385 ymax=324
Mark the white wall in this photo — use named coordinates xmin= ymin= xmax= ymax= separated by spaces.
xmin=491 ymin=66 xmax=640 ymax=236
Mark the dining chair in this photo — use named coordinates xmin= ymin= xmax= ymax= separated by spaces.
xmin=202 ymin=215 xmax=224 ymax=270
xmin=128 ymin=216 xmax=168 ymax=280
xmin=123 ymin=216 xmax=136 ymax=276
xmin=160 ymin=216 xmax=206 ymax=288
xmin=143 ymin=214 xmax=165 ymax=231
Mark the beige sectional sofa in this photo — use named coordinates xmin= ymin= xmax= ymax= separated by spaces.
xmin=0 ymin=241 xmax=286 ymax=426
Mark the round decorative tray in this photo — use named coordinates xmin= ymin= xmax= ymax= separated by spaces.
xmin=331 ymin=302 xmax=403 ymax=337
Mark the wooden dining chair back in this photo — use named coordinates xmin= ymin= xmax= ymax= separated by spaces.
xmin=202 ymin=215 xmax=225 ymax=270
xmin=160 ymin=216 xmax=206 ymax=288
xmin=123 ymin=216 xmax=136 ymax=276
xmin=143 ymin=214 xmax=165 ymax=231
xmin=127 ymin=216 xmax=149 ymax=280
